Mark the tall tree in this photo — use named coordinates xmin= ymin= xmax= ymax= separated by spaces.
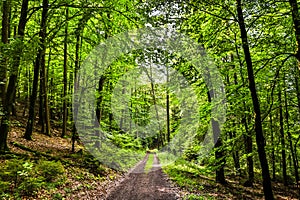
xmin=236 ymin=0 xmax=274 ymax=199
xmin=284 ymin=75 xmax=299 ymax=185
xmin=289 ymin=0 xmax=300 ymax=70
xmin=0 ymin=0 xmax=9 ymax=104
xmin=24 ymin=0 xmax=49 ymax=140
xmin=278 ymin=86 xmax=287 ymax=186
xmin=62 ymin=7 xmax=69 ymax=138
xmin=0 ymin=0 xmax=29 ymax=151
xmin=40 ymin=40 xmax=51 ymax=136
xmin=208 ymin=91 xmax=226 ymax=184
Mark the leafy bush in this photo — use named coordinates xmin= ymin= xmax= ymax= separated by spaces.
xmin=0 ymin=159 xmax=66 ymax=198
xmin=0 ymin=181 xmax=10 ymax=193
xmin=18 ymin=176 xmax=44 ymax=196
xmin=52 ymin=192 xmax=64 ymax=200
xmin=0 ymin=159 xmax=33 ymax=189
xmin=183 ymin=145 xmax=201 ymax=161
xmin=36 ymin=160 xmax=64 ymax=182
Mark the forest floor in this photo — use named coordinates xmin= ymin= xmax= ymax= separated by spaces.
xmin=1 ymin=115 xmax=125 ymax=199
xmin=1 ymin=115 xmax=299 ymax=199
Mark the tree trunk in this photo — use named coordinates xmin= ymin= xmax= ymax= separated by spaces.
xmin=226 ymin=71 xmax=241 ymax=176
xmin=270 ymin=113 xmax=276 ymax=180
xmin=288 ymin=3 xmax=300 ymax=186
xmin=294 ymin=67 xmax=300 ymax=116
xmin=166 ymin=65 xmax=170 ymax=143
xmin=236 ymin=0 xmax=274 ymax=199
xmin=289 ymin=4 xmax=300 ymax=166
xmin=228 ymin=131 xmax=241 ymax=175
xmin=95 ymin=76 xmax=105 ymax=148
xmin=242 ymin=108 xmax=254 ymax=187
xmin=0 ymin=0 xmax=28 ymax=152
xmin=72 ymin=38 xmax=80 ymax=153
xmin=72 ymin=11 xmax=89 ymax=152
xmin=24 ymin=0 xmax=48 ymax=140
xmin=207 ymin=91 xmax=226 ymax=184
xmin=284 ymin=83 xmax=299 ymax=185
xmin=0 ymin=0 xmax=9 ymax=104
xmin=38 ymin=75 xmax=45 ymax=133
xmin=149 ymin=66 xmax=163 ymax=148
xmin=41 ymin=51 xmax=51 ymax=136
xmin=0 ymin=0 xmax=10 ymax=152
xmin=278 ymin=88 xmax=287 ymax=186
xmin=289 ymin=0 xmax=300 ymax=70
xmin=62 ymin=7 xmax=69 ymax=138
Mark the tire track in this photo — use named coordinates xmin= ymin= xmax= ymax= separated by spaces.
xmin=105 ymin=153 xmax=180 ymax=200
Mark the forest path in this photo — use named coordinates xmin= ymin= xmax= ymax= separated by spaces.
xmin=105 ymin=153 xmax=181 ymax=200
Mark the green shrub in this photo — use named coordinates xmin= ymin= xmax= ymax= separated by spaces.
xmin=36 ymin=160 xmax=64 ymax=182
xmin=0 ymin=159 xmax=66 ymax=198
xmin=0 ymin=159 xmax=25 ymax=181
xmin=0 ymin=159 xmax=34 ymax=188
xmin=18 ymin=176 xmax=44 ymax=196
xmin=0 ymin=181 xmax=10 ymax=193
xmin=183 ymin=145 xmax=201 ymax=161
xmin=52 ymin=192 xmax=64 ymax=200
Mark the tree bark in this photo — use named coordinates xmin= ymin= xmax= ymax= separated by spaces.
xmin=0 ymin=0 xmax=10 ymax=152
xmin=0 ymin=0 xmax=9 ymax=104
xmin=289 ymin=0 xmax=300 ymax=70
xmin=270 ymin=113 xmax=276 ymax=180
xmin=95 ymin=76 xmax=105 ymax=148
xmin=294 ymin=67 xmax=300 ymax=116
xmin=62 ymin=7 xmax=69 ymax=138
xmin=284 ymin=83 xmax=299 ymax=185
xmin=236 ymin=0 xmax=274 ymax=199
xmin=289 ymin=3 xmax=300 ymax=164
xmin=278 ymin=88 xmax=287 ymax=186
xmin=226 ymin=71 xmax=241 ymax=176
xmin=72 ymin=12 xmax=91 ymax=152
xmin=207 ymin=91 xmax=226 ymax=184
xmin=24 ymin=0 xmax=49 ymax=140
xmin=38 ymin=75 xmax=45 ymax=133
xmin=41 ymin=51 xmax=51 ymax=136
xmin=0 ymin=0 xmax=29 ymax=152
xmin=166 ymin=65 xmax=170 ymax=143
xmin=242 ymin=108 xmax=254 ymax=187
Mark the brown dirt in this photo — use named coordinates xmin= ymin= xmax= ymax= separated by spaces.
xmin=105 ymin=153 xmax=182 ymax=200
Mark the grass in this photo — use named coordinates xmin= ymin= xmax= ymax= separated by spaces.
xmin=184 ymin=194 xmax=214 ymax=200
xmin=162 ymin=158 xmax=216 ymax=199
xmin=163 ymin=157 xmax=300 ymax=199
xmin=144 ymin=153 xmax=154 ymax=173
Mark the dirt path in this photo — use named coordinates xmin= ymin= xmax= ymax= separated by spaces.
xmin=105 ymin=153 xmax=181 ymax=200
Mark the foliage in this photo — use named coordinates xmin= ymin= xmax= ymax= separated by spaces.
xmin=36 ymin=160 xmax=65 ymax=182
xmin=0 ymin=159 xmax=66 ymax=197
xmin=0 ymin=0 xmax=300 ymax=198
xmin=163 ymin=158 xmax=211 ymax=192
xmin=184 ymin=194 xmax=213 ymax=200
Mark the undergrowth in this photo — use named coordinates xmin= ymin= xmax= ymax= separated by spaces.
xmin=0 ymin=159 xmax=65 ymax=199
xmin=163 ymin=158 xmax=212 ymax=191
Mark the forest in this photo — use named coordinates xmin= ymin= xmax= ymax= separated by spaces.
xmin=0 ymin=0 xmax=300 ymax=199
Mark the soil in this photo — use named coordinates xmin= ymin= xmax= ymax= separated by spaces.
xmin=105 ymin=153 xmax=181 ymax=200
